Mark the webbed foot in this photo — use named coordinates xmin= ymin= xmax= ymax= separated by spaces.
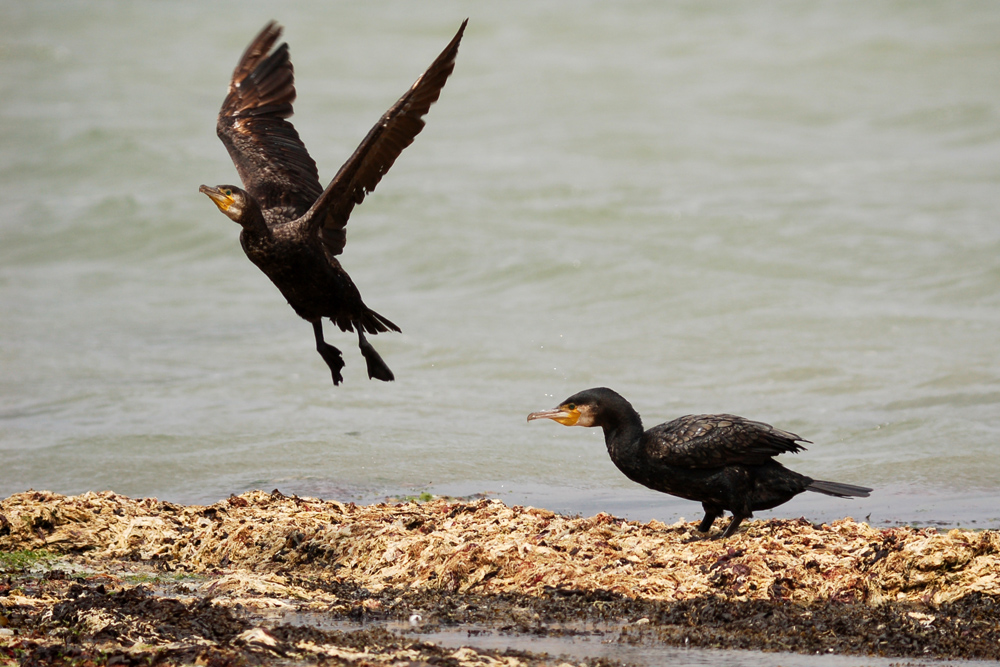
xmin=317 ymin=343 xmax=345 ymax=385
xmin=313 ymin=320 xmax=345 ymax=386
xmin=358 ymin=331 xmax=394 ymax=382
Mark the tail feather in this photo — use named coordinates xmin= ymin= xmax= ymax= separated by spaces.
xmin=807 ymin=479 xmax=872 ymax=498
xmin=361 ymin=307 xmax=401 ymax=335
xmin=332 ymin=308 xmax=401 ymax=335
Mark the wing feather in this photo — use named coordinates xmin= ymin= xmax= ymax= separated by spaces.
xmin=216 ymin=22 xmax=323 ymax=223
xmin=646 ymin=414 xmax=810 ymax=468
xmin=304 ymin=19 xmax=468 ymax=256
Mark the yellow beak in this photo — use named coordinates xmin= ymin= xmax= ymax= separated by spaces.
xmin=527 ymin=407 xmax=580 ymax=426
xmin=199 ymin=184 xmax=232 ymax=212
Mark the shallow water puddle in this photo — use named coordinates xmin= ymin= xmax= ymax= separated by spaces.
xmin=426 ymin=629 xmax=1000 ymax=667
xmin=272 ymin=612 xmax=998 ymax=667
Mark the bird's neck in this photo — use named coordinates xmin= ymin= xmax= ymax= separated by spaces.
xmin=237 ymin=200 xmax=275 ymax=263
xmin=601 ymin=406 xmax=646 ymax=469
xmin=238 ymin=197 xmax=271 ymax=239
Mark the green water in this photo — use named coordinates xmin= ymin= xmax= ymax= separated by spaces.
xmin=2 ymin=1 xmax=999 ymax=529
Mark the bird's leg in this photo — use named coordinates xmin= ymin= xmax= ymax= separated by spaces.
xmin=680 ymin=504 xmax=725 ymax=542
xmin=697 ymin=504 xmax=723 ymax=533
xmin=358 ymin=330 xmax=394 ymax=382
xmin=718 ymin=514 xmax=747 ymax=540
xmin=313 ymin=320 xmax=344 ymax=386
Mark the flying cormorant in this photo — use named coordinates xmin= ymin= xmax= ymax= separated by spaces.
xmin=528 ymin=387 xmax=871 ymax=538
xmin=200 ymin=20 xmax=467 ymax=385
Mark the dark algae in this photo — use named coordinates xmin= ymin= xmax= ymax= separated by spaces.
xmin=4 ymin=579 xmax=624 ymax=666
xmin=4 ymin=572 xmax=1000 ymax=664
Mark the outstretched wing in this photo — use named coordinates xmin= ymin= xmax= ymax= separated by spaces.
xmin=216 ymin=21 xmax=323 ymax=224
xmin=303 ymin=19 xmax=468 ymax=256
xmin=645 ymin=414 xmax=810 ymax=468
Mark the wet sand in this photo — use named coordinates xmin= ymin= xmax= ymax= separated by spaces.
xmin=2 ymin=489 xmax=999 ymax=665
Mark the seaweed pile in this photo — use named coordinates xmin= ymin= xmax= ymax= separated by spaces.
xmin=2 ymin=489 xmax=999 ymax=664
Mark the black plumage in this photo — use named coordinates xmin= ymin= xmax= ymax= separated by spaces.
xmin=200 ymin=20 xmax=467 ymax=385
xmin=528 ymin=387 xmax=871 ymax=538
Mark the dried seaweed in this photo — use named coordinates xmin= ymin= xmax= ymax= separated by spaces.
xmin=3 ymin=490 xmax=996 ymax=606
xmin=2 ymin=490 xmax=999 ymax=664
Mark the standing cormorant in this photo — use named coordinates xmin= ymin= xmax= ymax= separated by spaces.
xmin=200 ymin=20 xmax=467 ymax=385
xmin=528 ymin=387 xmax=871 ymax=538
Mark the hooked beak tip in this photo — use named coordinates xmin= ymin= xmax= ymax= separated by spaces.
xmin=527 ymin=409 xmax=563 ymax=422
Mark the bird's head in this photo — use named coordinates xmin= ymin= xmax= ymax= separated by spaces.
xmin=527 ymin=388 xmax=626 ymax=428
xmin=199 ymin=184 xmax=249 ymax=224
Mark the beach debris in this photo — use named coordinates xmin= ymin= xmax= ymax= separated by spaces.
xmin=1 ymin=489 xmax=999 ymax=663
xmin=2 ymin=489 xmax=996 ymax=606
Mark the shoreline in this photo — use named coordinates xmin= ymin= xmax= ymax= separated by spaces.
xmin=2 ymin=489 xmax=999 ymax=665
xmin=9 ymin=479 xmax=997 ymax=533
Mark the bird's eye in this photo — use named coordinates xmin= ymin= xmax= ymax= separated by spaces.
xmin=223 ymin=189 xmax=233 ymax=197
xmin=567 ymin=403 xmax=576 ymax=410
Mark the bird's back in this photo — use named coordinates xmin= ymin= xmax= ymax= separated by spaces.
xmin=643 ymin=414 xmax=808 ymax=470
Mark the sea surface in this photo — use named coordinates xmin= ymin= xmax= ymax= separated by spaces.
xmin=3 ymin=1 xmax=1000 ymax=535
